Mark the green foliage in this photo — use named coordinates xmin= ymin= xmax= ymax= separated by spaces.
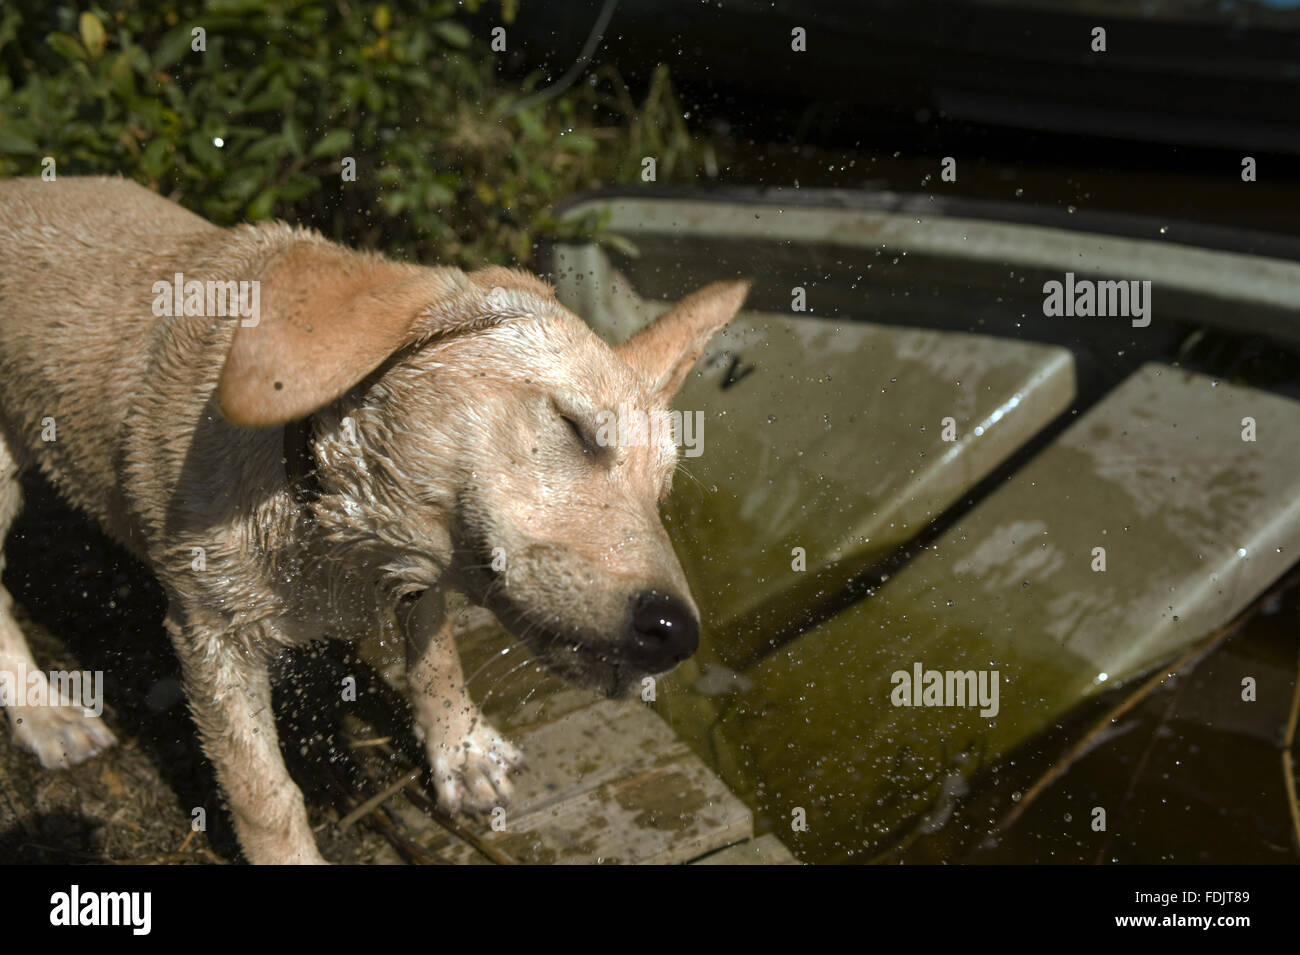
xmin=0 ymin=1 xmax=712 ymax=267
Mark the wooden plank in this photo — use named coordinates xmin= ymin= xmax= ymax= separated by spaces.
xmin=706 ymin=363 xmax=1300 ymax=862
xmin=421 ymin=699 xmax=753 ymax=864
xmin=360 ymin=606 xmax=759 ymax=865
xmin=691 ymin=833 xmax=801 ymax=865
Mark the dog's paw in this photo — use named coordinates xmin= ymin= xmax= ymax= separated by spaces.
xmin=427 ymin=722 xmax=525 ymax=816
xmin=10 ymin=706 xmax=117 ymax=770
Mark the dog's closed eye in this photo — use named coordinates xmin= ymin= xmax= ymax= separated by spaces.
xmin=551 ymin=399 xmax=601 ymax=457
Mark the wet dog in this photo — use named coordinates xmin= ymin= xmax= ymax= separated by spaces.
xmin=0 ymin=176 xmax=747 ymax=863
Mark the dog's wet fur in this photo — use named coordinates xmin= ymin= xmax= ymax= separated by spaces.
xmin=0 ymin=176 xmax=747 ymax=863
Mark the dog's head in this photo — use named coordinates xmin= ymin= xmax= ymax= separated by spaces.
xmin=218 ymin=239 xmax=747 ymax=696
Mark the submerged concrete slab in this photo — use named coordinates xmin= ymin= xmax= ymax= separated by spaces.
xmin=663 ymin=310 xmax=1075 ymax=669
xmin=708 ymin=363 xmax=1300 ymax=862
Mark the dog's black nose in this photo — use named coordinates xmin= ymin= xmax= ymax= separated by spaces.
xmin=628 ymin=591 xmax=700 ymax=672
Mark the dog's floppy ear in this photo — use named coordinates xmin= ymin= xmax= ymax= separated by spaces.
xmin=218 ymin=242 xmax=464 ymax=428
xmin=617 ymin=280 xmax=750 ymax=402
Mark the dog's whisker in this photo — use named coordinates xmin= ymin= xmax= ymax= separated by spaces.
xmin=464 ymin=646 xmax=516 ymax=689
xmin=479 ymin=574 xmax=506 ymax=607
xmin=675 ymin=460 xmax=707 ymax=492
xmin=481 ymin=655 xmax=540 ymax=706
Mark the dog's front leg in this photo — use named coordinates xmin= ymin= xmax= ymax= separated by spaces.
xmin=403 ymin=591 xmax=524 ymax=815
xmin=165 ymin=612 xmax=326 ymax=865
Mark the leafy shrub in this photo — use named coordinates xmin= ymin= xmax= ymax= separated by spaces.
xmin=0 ymin=0 xmax=711 ymax=266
